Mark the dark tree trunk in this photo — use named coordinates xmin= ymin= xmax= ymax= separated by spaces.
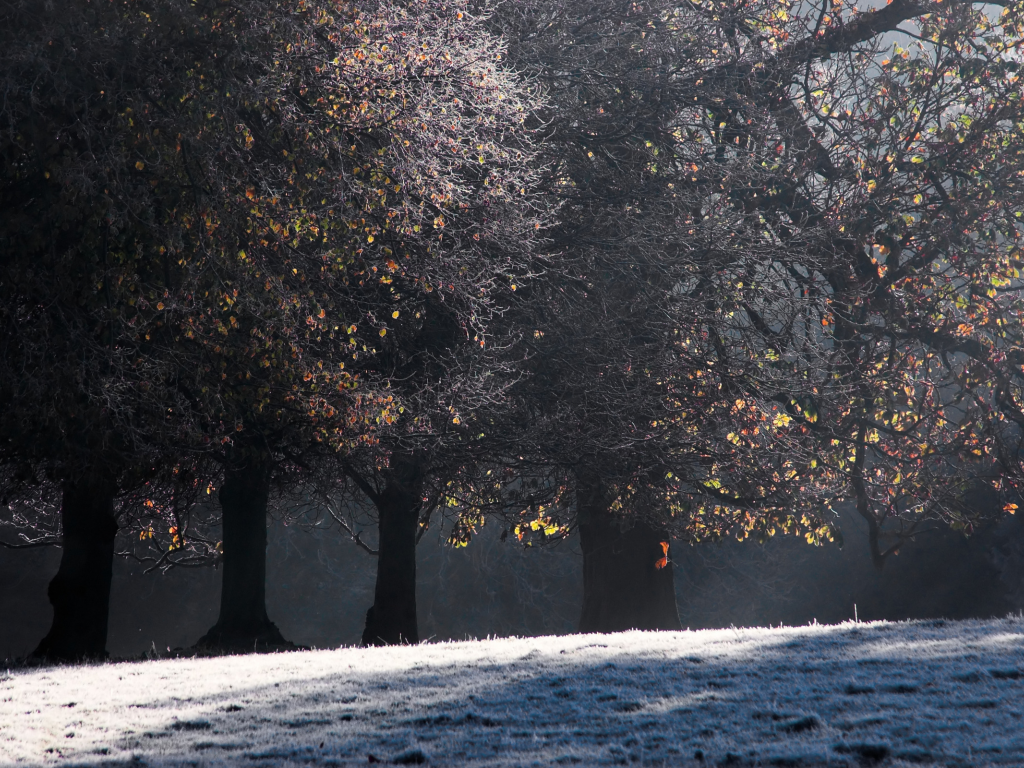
xmin=577 ymin=474 xmax=682 ymax=633
xmin=32 ymin=476 xmax=118 ymax=662
xmin=196 ymin=455 xmax=287 ymax=651
xmin=362 ymin=457 xmax=424 ymax=646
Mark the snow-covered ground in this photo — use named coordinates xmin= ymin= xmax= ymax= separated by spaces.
xmin=3 ymin=618 xmax=1024 ymax=767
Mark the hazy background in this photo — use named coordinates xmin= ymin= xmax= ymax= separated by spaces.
xmin=4 ymin=505 xmax=1024 ymax=661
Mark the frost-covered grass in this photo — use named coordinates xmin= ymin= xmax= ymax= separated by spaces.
xmin=3 ymin=618 xmax=1024 ymax=767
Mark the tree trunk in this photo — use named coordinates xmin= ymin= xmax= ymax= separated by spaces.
xmin=362 ymin=457 xmax=423 ymax=646
xmin=196 ymin=455 xmax=287 ymax=651
xmin=577 ymin=474 xmax=682 ymax=633
xmin=32 ymin=476 xmax=118 ymax=662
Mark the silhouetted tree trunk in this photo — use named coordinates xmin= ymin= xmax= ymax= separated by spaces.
xmin=577 ymin=473 xmax=682 ymax=633
xmin=33 ymin=476 xmax=118 ymax=662
xmin=362 ymin=457 xmax=424 ymax=646
xmin=197 ymin=454 xmax=287 ymax=651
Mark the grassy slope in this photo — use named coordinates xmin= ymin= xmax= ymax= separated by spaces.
xmin=3 ymin=618 xmax=1024 ymax=767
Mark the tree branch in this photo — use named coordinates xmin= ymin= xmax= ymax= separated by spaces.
xmin=0 ymin=537 xmax=62 ymax=549
xmin=327 ymin=504 xmax=378 ymax=556
xmin=341 ymin=461 xmax=382 ymax=507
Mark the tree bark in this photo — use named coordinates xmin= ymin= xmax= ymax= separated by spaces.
xmin=362 ymin=457 xmax=424 ymax=646
xmin=196 ymin=455 xmax=287 ymax=651
xmin=32 ymin=476 xmax=118 ymax=662
xmin=577 ymin=474 xmax=682 ymax=633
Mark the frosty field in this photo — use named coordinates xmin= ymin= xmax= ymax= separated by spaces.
xmin=3 ymin=619 xmax=1024 ymax=767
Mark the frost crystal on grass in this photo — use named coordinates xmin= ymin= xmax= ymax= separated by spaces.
xmin=2 ymin=618 xmax=1024 ymax=766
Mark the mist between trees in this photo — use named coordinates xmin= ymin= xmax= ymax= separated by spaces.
xmin=3 ymin=0 xmax=1024 ymax=662
xmin=4 ymin=501 xmax=1024 ymax=661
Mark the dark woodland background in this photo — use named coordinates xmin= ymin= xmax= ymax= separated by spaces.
xmin=6 ymin=503 xmax=1024 ymax=660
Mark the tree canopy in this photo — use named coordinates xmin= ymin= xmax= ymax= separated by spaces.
xmin=2 ymin=0 xmax=1024 ymax=653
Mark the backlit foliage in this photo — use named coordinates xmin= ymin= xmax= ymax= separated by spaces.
xmin=0 ymin=0 xmax=544 ymax=563
xmin=475 ymin=0 xmax=1024 ymax=561
xmin=660 ymin=0 xmax=1024 ymax=559
xmin=3 ymin=0 xmax=1023 ymax=576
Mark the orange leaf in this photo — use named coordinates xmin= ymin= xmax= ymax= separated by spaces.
xmin=655 ymin=541 xmax=670 ymax=569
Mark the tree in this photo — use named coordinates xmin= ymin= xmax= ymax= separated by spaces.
xmin=291 ymin=0 xmax=546 ymax=646
xmin=493 ymin=0 xmax=1024 ymax=634
xmin=489 ymin=0 xmax=831 ymax=633
xmin=0 ymin=0 xmax=212 ymax=660
xmin=665 ymin=0 xmax=1024 ymax=566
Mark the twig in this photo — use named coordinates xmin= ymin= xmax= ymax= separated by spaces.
xmin=0 ymin=537 xmax=62 ymax=549
xmin=328 ymin=504 xmax=378 ymax=556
